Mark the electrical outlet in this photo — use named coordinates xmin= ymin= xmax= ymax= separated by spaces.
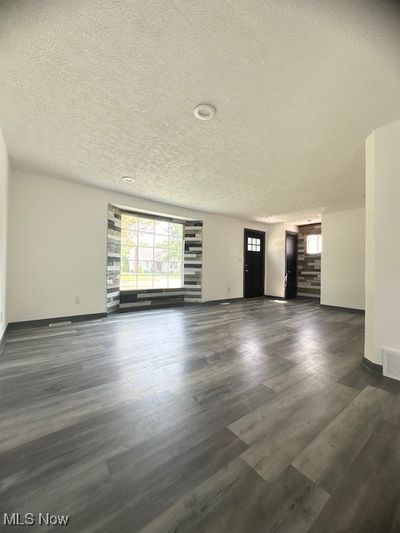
xmin=227 ymin=286 xmax=231 ymax=294
xmin=74 ymin=296 xmax=81 ymax=305
xmin=0 ymin=311 xmax=3 ymax=323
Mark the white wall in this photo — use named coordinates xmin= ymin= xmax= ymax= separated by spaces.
xmin=265 ymin=222 xmax=298 ymax=298
xmin=202 ymin=214 xmax=269 ymax=301
xmin=0 ymin=127 xmax=9 ymax=339
xmin=8 ymin=170 xmax=272 ymax=322
xmin=365 ymin=120 xmax=400 ymax=365
xmin=320 ymin=207 xmax=365 ymax=310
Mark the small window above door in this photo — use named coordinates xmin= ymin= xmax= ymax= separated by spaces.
xmin=247 ymin=237 xmax=261 ymax=252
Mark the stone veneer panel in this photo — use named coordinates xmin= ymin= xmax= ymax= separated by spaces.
xmin=297 ymin=223 xmax=321 ymax=298
xmin=184 ymin=220 xmax=203 ymax=303
xmin=119 ymin=288 xmax=184 ymax=310
xmin=106 ymin=204 xmax=121 ymax=312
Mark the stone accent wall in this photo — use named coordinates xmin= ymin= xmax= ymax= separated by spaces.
xmin=119 ymin=288 xmax=184 ymax=310
xmin=184 ymin=221 xmax=203 ymax=303
xmin=106 ymin=204 xmax=121 ymax=312
xmin=297 ymin=223 xmax=321 ymax=298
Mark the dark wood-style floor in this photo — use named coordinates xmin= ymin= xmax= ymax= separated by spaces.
xmin=1 ymin=298 xmax=400 ymax=532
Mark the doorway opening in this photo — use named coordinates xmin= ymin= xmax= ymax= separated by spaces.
xmin=244 ymin=229 xmax=265 ymax=298
xmin=297 ymin=223 xmax=322 ymax=300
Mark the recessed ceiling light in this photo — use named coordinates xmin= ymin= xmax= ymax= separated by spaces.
xmin=194 ymin=104 xmax=216 ymax=121
xmin=122 ymin=176 xmax=135 ymax=183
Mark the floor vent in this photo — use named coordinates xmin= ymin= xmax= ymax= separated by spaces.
xmin=220 ymin=302 xmax=231 ymax=306
xmin=49 ymin=321 xmax=72 ymax=328
xmin=382 ymin=348 xmax=400 ymax=381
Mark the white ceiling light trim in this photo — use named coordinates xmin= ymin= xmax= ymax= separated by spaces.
xmin=122 ymin=176 xmax=135 ymax=183
xmin=193 ymin=104 xmax=216 ymax=121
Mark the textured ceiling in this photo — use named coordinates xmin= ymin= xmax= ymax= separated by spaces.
xmin=0 ymin=0 xmax=399 ymax=221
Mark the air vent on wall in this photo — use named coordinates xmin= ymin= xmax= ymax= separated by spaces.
xmin=382 ymin=347 xmax=400 ymax=381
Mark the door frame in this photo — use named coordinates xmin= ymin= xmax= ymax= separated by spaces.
xmin=243 ymin=228 xmax=266 ymax=298
xmin=284 ymin=230 xmax=298 ymax=299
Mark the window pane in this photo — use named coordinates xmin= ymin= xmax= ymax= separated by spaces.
xmin=121 ymin=228 xmax=138 ymax=243
xmin=120 ymin=273 xmax=137 ymax=290
xmin=154 ymin=248 xmax=168 ymax=262
xmin=153 ymin=261 xmax=169 ymax=274
xmin=121 ymin=247 xmax=137 ymax=274
xmin=169 ymin=223 xmax=183 ymax=239
xmin=154 ymin=220 xmax=170 ymax=236
xmin=169 ymin=261 xmax=181 ymax=273
xmin=169 ymin=238 xmax=183 ymax=261
xmin=138 ymin=218 xmax=154 ymax=233
xmin=127 ymin=260 xmax=137 ymax=273
xmin=138 ymin=247 xmax=153 ymax=261
xmin=168 ymin=274 xmax=182 ymax=288
xmin=154 ymin=275 xmax=168 ymax=288
xmin=138 ymin=275 xmax=154 ymax=289
xmin=154 ymin=234 xmax=169 ymax=248
xmin=137 ymin=260 xmax=154 ymax=273
xmin=121 ymin=215 xmax=138 ymax=231
xmin=138 ymin=232 xmax=153 ymax=247
xmin=121 ymin=245 xmax=138 ymax=261
xmin=306 ymin=234 xmax=322 ymax=254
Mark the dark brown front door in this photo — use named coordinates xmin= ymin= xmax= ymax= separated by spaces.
xmin=244 ymin=229 xmax=265 ymax=298
xmin=285 ymin=231 xmax=298 ymax=299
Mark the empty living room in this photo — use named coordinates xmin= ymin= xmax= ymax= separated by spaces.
xmin=1 ymin=1 xmax=400 ymax=531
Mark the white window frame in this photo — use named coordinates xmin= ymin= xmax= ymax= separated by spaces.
xmin=120 ymin=213 xmax=184 ymax=291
